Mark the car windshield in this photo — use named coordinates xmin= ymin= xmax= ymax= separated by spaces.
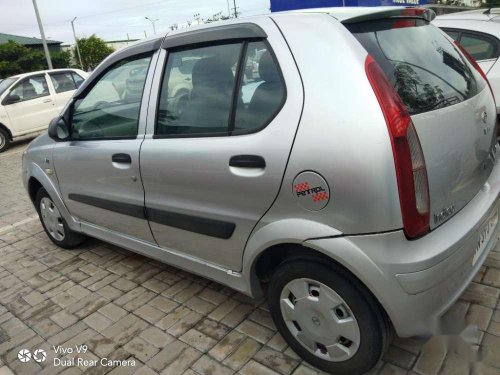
xmin=0 ymin=77 xmax=17 ymax=97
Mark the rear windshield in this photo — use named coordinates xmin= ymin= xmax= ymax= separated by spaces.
xmin=346 ymin=19 xmax=483 ymax=115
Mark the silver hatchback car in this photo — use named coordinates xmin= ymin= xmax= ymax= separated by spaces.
xmin=23 ymin=7 xmax=500 ymax=374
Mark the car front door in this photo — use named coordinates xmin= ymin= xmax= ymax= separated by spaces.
xmin=2 ymin=74 xmax=56 ymax=134
xmin=53 ymin=52 xmax=157 ymax=242
xmin=140 ymin=21 xmax=303 ymax=271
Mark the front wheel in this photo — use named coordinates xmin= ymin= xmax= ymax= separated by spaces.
xmin=267 ymin=259 xmax=389 ymax=375
xmin=36 ymin=188 xmax=85 ymax=248
xmin=0 ymin=128 xmax=10 ymax=153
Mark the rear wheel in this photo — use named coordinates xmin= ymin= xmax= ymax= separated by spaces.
xmin=0 ymin=128 xmax=10 ymax=153
xmin=36 ymin=188 xmax=85 ymax=248
xmin=267 ymin=259 xmax=389 ymax=375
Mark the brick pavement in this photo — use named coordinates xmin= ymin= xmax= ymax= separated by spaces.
xmin=0 ymin=140 xmax=499 ymax=375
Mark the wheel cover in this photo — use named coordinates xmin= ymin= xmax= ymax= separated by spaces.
xmin=280 ymin=278 xmax=360 ymax=362
xmin=0 ymin=133 xmax=5 ymax=149
xmin=40 ymin=197 xmax=65 ymax=241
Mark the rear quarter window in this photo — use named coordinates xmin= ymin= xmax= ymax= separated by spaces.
xmin=346 ymin=19 xmax=484 ymax=115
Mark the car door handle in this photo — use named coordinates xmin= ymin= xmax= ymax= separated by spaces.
xmin=112 ymin=153 xmax=132 ymax=164
xmin=229 ymin=155 xmax=266 ymax=168
xmin=43 ymin=99 xmax=52 ymax=103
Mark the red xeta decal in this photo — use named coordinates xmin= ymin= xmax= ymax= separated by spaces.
xmin=294 ymin=182 xmax=310 ymax=193
xmin=312 ymin=191 xmax=329 ymax=202
xmin=294 ymin=182 xmax=329 ymax=202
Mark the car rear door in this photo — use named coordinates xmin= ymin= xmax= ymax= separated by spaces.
xmin=346 ymin=16 xmax=497 ymax=230
xmin=140 ymin=20 xmax=303 ymax=271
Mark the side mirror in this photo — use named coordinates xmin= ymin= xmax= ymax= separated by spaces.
xmin=2 ymin=94 xmax=21 ymax=105
xmin=48 ymin=117 xmax=70 ymax=141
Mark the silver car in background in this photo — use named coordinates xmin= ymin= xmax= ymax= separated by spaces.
xmin=22 ymin=7 xmax=499 ymax=374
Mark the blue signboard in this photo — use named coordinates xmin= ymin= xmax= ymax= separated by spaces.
xmin=271 ymin=0 xmax=427 ymax=12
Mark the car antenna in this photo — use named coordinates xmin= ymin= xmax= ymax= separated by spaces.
xmin=484 ymin=7 xmax=491 ymax=14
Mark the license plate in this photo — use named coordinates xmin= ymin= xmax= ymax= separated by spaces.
xmin=472 ymin=212 xmax=498 ymax=266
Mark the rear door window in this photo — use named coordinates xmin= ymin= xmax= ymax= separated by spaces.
xmin=346 ymin=19 xmax=482 ymax=115
xmin=234 ymin=41 xmax=285 ymax=134
xmin=50 ymin=72 xmax=77 ymax=93
xmin=72 ymin=72 xmax=84 ymax=88
xmin=157 ymin=43 xmax=241 ymax=136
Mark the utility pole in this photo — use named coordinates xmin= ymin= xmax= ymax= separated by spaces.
xmin=144 ymin=30 xmax=147 ymax=38
xmin=226 ymin=0 xmax=231 ymax=17
xmin=145 ymin=17 xmax=159 ymax=35
xmin=71 ymin=17 xmax=84 ymax=70
xmin=32 ymin=0 xmax=53 ymax=69
xmin=232 ymin=0 xmax=238 ymax=18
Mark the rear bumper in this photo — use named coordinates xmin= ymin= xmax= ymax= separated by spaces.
xmin=305 ymin=155 xmax=500 ymax=337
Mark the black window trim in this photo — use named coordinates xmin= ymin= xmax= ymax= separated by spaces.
xmin=4 ymin=74 xmax=50 ymax=104
xmin=441 ymin=27 xmax=500 ymax=61
xmin=161 ymin=23 xmax=267 ymax=49
xmin=152 ymin=38 xmax=287 ymax=139
xmin=67 ymin=51 xmax=155 ymax=142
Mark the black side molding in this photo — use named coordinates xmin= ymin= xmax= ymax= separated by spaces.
xmin=147 ymin=208 xmax=235 ymax=239
xmin=67 ymin=194 xmax=235 ymax=239
xmin=162 ymin=23 xmax=267 ymax=50
xmin=68 ymin=194 xmax=146 ymax=219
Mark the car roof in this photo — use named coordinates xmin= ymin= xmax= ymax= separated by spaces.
xmin=435 ymin=8 xmax=500 ymax=22
xmin=433 ymin=11 xmax=500 ymax=36
xmin=114 ymin=6 xmax=434 ymax=56
xmin=9 ymin=68 xmax=82 ymax=81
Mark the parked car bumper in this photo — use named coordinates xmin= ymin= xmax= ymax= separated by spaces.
xmin=305 ymin=150 xmax=500 ymax=337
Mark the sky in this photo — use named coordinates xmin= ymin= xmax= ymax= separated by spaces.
xmin=1 ymin=0 xmax=271 ymax=45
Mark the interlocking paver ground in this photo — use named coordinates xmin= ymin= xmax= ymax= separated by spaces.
xmin=0 ymin=140 xmax=499 ymax=375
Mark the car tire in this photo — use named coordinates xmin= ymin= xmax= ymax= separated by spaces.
xmin=267 ymin=258 xmax=390 ymax=375
xmin=36 ymin=188 xmax=85 ymax=249
xmin=0 ymin=128 xmax=10 ymax=153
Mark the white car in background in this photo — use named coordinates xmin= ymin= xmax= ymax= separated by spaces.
xmin=433 ymin=9 xmax=500 ymax=114
xmin=0 ymin=68 xmax=88 ymax=152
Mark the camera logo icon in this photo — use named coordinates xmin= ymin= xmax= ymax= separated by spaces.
xmin=33 ymin=348 xmax=47 ymax=363
xmin=17 ymin=348 xmax=47 ymax=363
xmin=18 ymin=349 xmax=31 ymax=363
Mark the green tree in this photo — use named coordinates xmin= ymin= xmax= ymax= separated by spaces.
xmin=76 ymin=35 xmax=114 ymax=71
xmin=0 ymin=41 xmax=45 ymax=78
xmin=0 ymin=40 xmax=72 ymax=78
xmin=51 ymin=50 xmax=71 ymax=69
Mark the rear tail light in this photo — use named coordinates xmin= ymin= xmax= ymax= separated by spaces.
xmin=454 ymin=41 xmax=495 ymax=106
xmin=365 ymin=55 xmax=430 ymax=239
